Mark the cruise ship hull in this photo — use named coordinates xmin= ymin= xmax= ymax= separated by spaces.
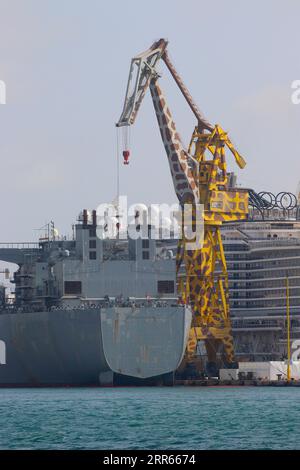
xmin=0 ymin=306 xmax=192 ymax=386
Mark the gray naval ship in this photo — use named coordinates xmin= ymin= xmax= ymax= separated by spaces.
xmin=0 ymin=209 xmax=192 ymax=386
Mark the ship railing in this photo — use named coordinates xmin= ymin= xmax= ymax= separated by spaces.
xmin=0 ymin=242 xmax=40 ymax=249
xmin=223 ymin=239 xmax=300 ymax=249
xmin=0 ymin=297 xmax=183 ymax=314
xmin=248 ymin=239 xmax=300 ymax=248
xmin=231 ymin=318 xmax=284 ymax=328
xmin=50 ymin=296 xmax=182 ymax=310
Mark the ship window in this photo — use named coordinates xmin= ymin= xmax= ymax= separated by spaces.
xmin=89 ymin=240 xmax=96 ymax=249
xmin=158 ymin=280 xmax=174 ymax=294
xmin=142 ymin=239 xmax=149 ymax=249
xmin=142 ymin=251 xmax=149 ymax=260
xmin=89 ymin=251 xmax=97 ymax=260
xmin=89 ymin=228 xmax=96 ymax=238
xmin=64 ymin=281 xmax=82 ymax=295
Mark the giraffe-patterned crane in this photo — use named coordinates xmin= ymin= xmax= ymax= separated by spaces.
xmin=117 ymin=39 xmax=248 ymax=373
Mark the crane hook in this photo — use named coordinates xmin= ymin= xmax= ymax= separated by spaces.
xmin=123 ymin=150 xmax=130 ymax=165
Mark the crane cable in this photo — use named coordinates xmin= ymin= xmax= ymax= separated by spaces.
xmin=116 ymin=126 xmax=120 ymax=200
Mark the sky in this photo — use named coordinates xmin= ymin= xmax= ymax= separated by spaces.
xmin=0 ymin=0 xmax=299 ymax=250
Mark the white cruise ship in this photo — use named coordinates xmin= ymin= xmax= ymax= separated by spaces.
xmin=223 ymin=196 xmax=300 ymax=362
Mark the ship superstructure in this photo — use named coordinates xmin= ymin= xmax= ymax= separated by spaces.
xmin=0 ymin=210 xmax=180 ymax=310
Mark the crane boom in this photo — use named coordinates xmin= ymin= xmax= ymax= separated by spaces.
xmin=162 ymin=49 xmax=213 ymax=132
xmin=149 ymin=79 xmax=199 ymax=204
xmin=117 ymin=39 xmax=168 ymax=127
xmin=116 ymin=38 xmax=212 ymax=133
xmin=117 ymin=38 xmax=199 ymax=204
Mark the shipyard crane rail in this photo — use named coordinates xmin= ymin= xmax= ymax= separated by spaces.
xmin=116 ymin=39 xmax=248 ymax=372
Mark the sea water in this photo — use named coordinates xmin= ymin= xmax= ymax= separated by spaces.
xmin=0 ymin=386 xmax=299 ymax=450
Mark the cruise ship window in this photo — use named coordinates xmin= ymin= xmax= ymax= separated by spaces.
xmin=142 ymin=251 xmax=149 ymax=260
xmin=89 ymin=228 xmax=96 ymax=238
xmin=89 ymin=251 xmax=97 ymax=260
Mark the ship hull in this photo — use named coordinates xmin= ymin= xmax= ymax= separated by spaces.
xmin=0 ymin=306 xmax=191 ymax=386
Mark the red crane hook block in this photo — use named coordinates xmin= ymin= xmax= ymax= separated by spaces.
xmin=123 ymin=150 xmax=130 ymax=165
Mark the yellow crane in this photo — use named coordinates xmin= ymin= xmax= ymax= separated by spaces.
xmin=117 ymin=39 xmax=248 ymax=373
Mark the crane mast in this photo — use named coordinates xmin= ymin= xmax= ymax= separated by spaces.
xmin=117 ymin=39 xmax=248 ymax=372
